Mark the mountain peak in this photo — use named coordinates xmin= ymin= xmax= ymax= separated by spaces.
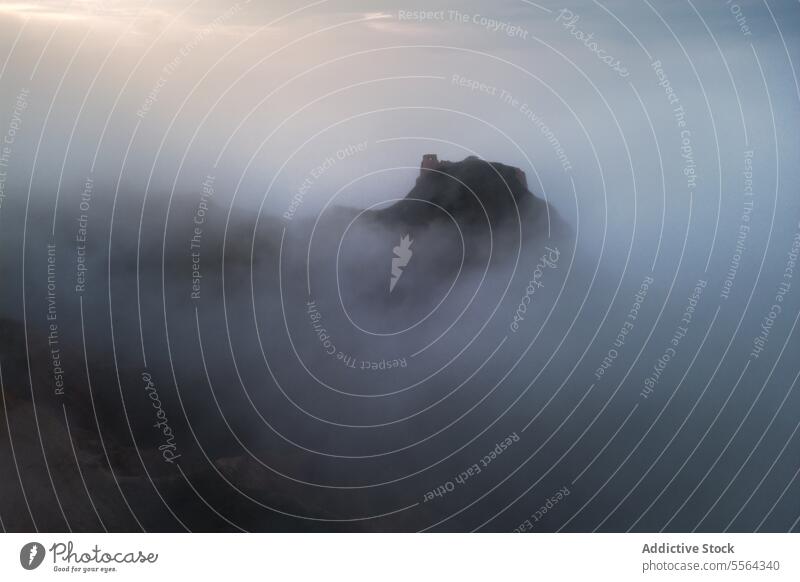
xmin=373 ymin=155 xmax=536 ymax=227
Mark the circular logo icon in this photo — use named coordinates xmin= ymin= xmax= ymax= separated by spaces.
xmin=19 ymin=542 xmax=46 ymax=570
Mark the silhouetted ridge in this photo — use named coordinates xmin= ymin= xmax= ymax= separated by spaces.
xmin=372 ymin=155 xmax=538 ymax=227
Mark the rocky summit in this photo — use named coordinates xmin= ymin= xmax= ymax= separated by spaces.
xmin=370 ymin=155 xmax=545 ymax=229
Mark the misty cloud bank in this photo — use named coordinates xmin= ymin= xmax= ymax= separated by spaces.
xmin=0 ymin=0 xmax=798 ymax=532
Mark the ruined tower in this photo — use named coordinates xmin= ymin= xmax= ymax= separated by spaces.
xmin=420 ymin=154 xmax=439 ymax=175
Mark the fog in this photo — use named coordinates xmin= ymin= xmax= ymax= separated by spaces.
xmin=0 ymin=0 xmax=798 ymax=532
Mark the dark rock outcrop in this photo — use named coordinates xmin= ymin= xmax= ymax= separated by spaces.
xmin=371 ymin=155 xmax=545 ymax=229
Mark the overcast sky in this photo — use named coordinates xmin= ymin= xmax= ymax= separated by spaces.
xmin=0 ymin=0 xmax=795 ymax=215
